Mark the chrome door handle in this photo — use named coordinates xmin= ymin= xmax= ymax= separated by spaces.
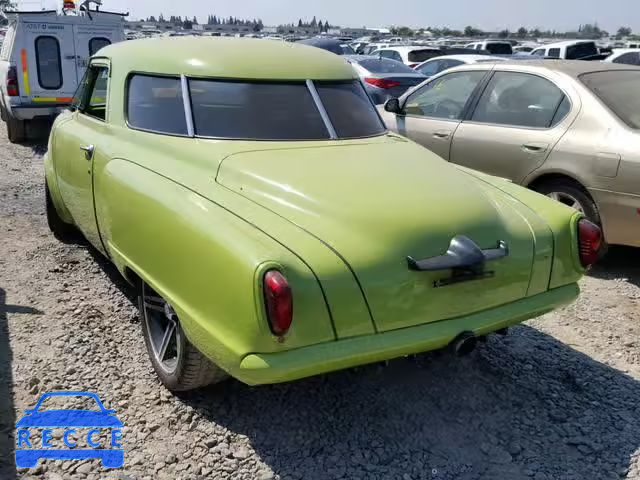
xmin=80 ymin=144 xmax=94 ymax=159
xmin=521 ymin=143 xmax=548 ymax=153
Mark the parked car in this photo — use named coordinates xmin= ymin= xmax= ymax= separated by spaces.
xmin=465 ymin=40 xmax=513 ymax=55
xmin=345 ymin=55 xmax=426 ymax=103
xmin=0 ymin=7 xmax=125 ymax=142
xmin=604 ymin=49 xmax=640 ymax=66
xmin=297 ymin=37 xmax=354 ymax=55
xmin=380 ymin=60 xmax=640 ymax=248
xmin=530 ymin=40 xmax=608 ymax=60
xmin=371 ymin=46 xmax=452 ymax=68
xmin=45 ymin=38 xmax=594 ymax=391
xmin=513 ymin=45 xmax=535 ymax=53
xmin=415 ymin=54 xmax=506 ymax=77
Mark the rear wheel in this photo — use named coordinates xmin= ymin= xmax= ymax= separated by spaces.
xmin=534 ymin=179 xmax=601 ymax=225
xmin=139 ymin=281 xmax=228 ymax=391
xmin=6 ymin=114 xmax=27 ymax=143
xmin=45 ymin=182 xmax=80 ymax=243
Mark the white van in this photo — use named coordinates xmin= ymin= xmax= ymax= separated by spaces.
xmin=0 ymin=7 xmax=125 ymax=142
xmin=530 ymin=40 xmax=600 ymax=60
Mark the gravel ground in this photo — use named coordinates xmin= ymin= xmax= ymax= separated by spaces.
xmin=0 ymin=123 xmax=639 ymax=480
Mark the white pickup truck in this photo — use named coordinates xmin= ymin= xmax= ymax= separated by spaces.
xmin=0 ymin=5 xmax=125 ymax=142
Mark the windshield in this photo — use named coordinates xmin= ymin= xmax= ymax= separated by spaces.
xmin=566 ymin=42 xmax=598 ymax=59
xmin=188 ymin=79 xmax=385 ymax=140
xmin=358 ymin=57 xmax=417 ymax=74
xmin=580 ymin=70 xmax=640 ymax=128
xmin=486 ymin=43 xmax=513 ymax=55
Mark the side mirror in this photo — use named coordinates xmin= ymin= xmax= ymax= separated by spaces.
xmin=384 ymin=98 xmax=402 ymax=114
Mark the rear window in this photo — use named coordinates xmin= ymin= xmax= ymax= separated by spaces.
xmin=127 ymin=75 xmax=188 ymax=135
xmin=35 ymin=36 xmax=62 ymax=90
xmin=408 ymin=49 xmax=440 ymax=63
xmin=89 ymin=37 xmax=111 ymax=56
xmin=485 ymin=43 xmax=513 ymax=55
xmin=580 ymin=70 xmax=640 ymax=129
xmin=566 ymin=42 xmax=598 ymax=59
xmin=358 ymin=58 xmax=416 ymax=74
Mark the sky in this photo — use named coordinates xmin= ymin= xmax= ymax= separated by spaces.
xmin=33 ymin=0 xmax=640 ymax=33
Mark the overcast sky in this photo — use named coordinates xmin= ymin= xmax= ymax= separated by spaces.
xmin=36 ymin=0 xmax=640 ymax=32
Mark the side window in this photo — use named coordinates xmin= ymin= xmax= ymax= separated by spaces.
xmin=89 ymin=37 xmax=111 ymax=56
xmin=547 ymin=48 xmax=561 ymax=58
xmin=550 ymin=96 xmax=571 ymax=127
xmin=471 ymin=72 xmax=566 ymax=128
xmin=440 ymin=59 xmax=463 ymax=72
xmin=35 ymin=36 xmax=62 ymax=90
xmin=72 ymin=65 xmax=109 ymax=121
xmin=417 ymin=60 xmax=441 ymax=76
xmin=404 ymin=71 xmax=487 ymax=120
xmin=613 ymin=52 xmax=640 ymax=66
xmin=127 ymin=74 xmax=188 ymax=135
xmin=378 ymin=50 xmax=393 ymax=59
xmin=531 ymin=49 xmax=545 ymax=57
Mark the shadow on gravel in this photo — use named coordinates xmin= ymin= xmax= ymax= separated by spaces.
xmin=0 ymin=288 xmax=42 ymax=480
xmin=180 ymin=326 xmax=640 ymax=480
xmin=590 ymin=246 xmax=640 ymax=288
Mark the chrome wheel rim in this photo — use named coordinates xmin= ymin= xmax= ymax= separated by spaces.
xmin=142 ymin=284 xmax=181 ymax=375
xmin=547 ymin=191 xmax=585 ymax=214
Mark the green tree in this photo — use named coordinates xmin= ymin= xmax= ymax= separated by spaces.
xmin=617 ymin=26 xmax=632 ymax=37
xmin=517 ymin=27 xmax=528 ymax=38
xmin=531 ymin=28 xmax=541 ymax=38
xmin=498 ymin=29 xmax=510 ymax=38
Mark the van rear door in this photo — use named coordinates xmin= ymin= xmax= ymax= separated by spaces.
xmin=72 ymin=24 xmax=119 ymax=81
xmin=22 ymin=21 xmax=78 ymax=104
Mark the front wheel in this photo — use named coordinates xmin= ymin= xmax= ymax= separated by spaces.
xmin=139 ymin=281 xmax=228 ymax=391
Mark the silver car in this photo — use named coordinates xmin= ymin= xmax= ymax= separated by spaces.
xmin=380 ymin=60 xmax=640 ymax=248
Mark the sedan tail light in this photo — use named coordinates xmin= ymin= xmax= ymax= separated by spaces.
xmin=408 ymin=63 xmax=419 ymax=69
xmin=7 ymin=67 xmax=19 ymax=97
xmin=263 ymin=270 xmax=293 ymax=336
xmin=577 ymin=218 xmax=602 ymax=267
xmin=364 ymin=77 xmax=402 ymax=89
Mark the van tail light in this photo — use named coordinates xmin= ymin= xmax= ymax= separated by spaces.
xmin=7 ymin=67 xmax=19 ymax=97
xmin=263 ymin=270 xmax=293 ymax=336
xmin=364 ymin=77 xmax=401 ymax=89
xmin=577 ymin=218 xmax=602 ymax=267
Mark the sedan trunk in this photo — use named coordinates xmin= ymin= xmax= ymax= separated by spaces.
xmin=217 ymin=139 xmax=541 ymax=334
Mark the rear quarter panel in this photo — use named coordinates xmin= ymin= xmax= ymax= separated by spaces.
xmin=93 ymin=158 xmax=335 ymax=376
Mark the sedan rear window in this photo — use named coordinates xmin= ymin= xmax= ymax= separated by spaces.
xmin=485 ymin=43 xmax=513 ymax=55
xmin=580 ymin=70 xmax=640 ymax=129
xmin=358 ymin=58 xmax=416 ymax=74
xmin=407 ymin=49 xmax=440 ymax=63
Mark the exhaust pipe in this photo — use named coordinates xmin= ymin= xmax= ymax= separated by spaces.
xmin=450 ymin=332 xmax=477 ymax=357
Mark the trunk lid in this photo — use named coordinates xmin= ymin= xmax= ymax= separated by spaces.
xmin=217 ymin=138 xmax=539 ymax=334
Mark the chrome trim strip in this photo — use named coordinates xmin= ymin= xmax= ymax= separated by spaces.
xmin=181 ymin=74 xmax=194 ymax=137
xmin=306 ymin=79 xmax=337 ymax=140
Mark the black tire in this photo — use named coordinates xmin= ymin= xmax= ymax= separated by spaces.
xmin=7 ymin=114 xmax=27 ymax=143
xmin=534 ymin=179 xmax=601 ymax=226
xmin=45 ymin=182 xmax=80 ymax=243
xmin=139 ymin=281 xmax=228 ymax=391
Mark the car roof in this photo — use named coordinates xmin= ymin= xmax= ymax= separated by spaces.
xmin=427 ymin=54 xmax=506 ymax=63
xmin=377 ymin=46 xmax=437 ymax=53
xmin=98 ymin=37 xmax=357 ymax=81
xmin=450 ymin=59 xmax=640 ymax=77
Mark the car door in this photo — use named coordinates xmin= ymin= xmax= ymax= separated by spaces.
xmin=53 ymin=61 xmax=110 ymax=252
xmin=385 ymin=70 xmax=488 ymax=159
xmin=450 ymin=71 xmax=574 ymax=183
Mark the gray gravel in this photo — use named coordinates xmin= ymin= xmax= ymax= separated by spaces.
xmin=0 ymin=123 xmax=639 ymax=480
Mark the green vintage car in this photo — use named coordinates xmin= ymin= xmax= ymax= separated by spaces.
xmin=44 ymin=37 xmax=601 ymax=391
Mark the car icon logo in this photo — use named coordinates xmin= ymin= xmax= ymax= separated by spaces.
xmin=15 ymin=391 xmax=124 ymax=469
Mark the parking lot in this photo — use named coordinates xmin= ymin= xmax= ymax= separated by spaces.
xmin=0 ymin=123 xmax=639 ymax=480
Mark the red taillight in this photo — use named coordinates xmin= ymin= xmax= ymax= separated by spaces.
xmin=7 ymin=67 xmax=19 ymax=97
xmin=408 ymin=63 xmax=419 ymax=69
xmin=577 ymin=218 xmax=602 ymax=267
xmin=364 ymin=77 xmax=402 ymax=89
xmin=263 ymin=270 xmax=293 ymax=336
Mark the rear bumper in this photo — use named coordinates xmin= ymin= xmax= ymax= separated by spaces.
xmin=236 ymin=283 xmax=579 ymax=385
xmin=3 ymin=104 xmax=66 ymax=120
xmin=589 ymin=188 xmax=640 ymax=247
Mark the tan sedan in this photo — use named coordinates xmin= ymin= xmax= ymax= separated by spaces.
xmin=380 ymin=60 xmax=640 ymax=248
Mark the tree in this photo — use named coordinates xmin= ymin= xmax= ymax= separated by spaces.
xmin=531 ymin=28 xmax=541 ymax=38
xmin=464 ymin=25 xmax=483 ymax=37
xmin=517 ymin=27 xmax=528 ymax=38
xmin=183 ymin=19 xmax=193 ymax=30
xmin=311 ymin=16 xmax=317 ymax=27
xmin=298 ymin=18 xmax=302 ymax=27
xmin=617 ymin=26 xmax=632 ymax=37
xmin=192 ymin=16 xmax=198 ymax=24
xmin=498 ymin=29 xmax=510 ymax=38
xmin=0 ymin=0 xmax=15 ymax=11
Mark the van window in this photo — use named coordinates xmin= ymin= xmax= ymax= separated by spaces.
xmin=127 ymin=75 xmax=188 ymax=135
xmin=89 ymin=38 xmax=111 ymax=56
xmin=566 ymin=42 xmax=598 ymax=59
xmin=35 ymin=36 xmax=62 ymax=90
xmin=485 ymin=43 xmax=513 ymax=55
